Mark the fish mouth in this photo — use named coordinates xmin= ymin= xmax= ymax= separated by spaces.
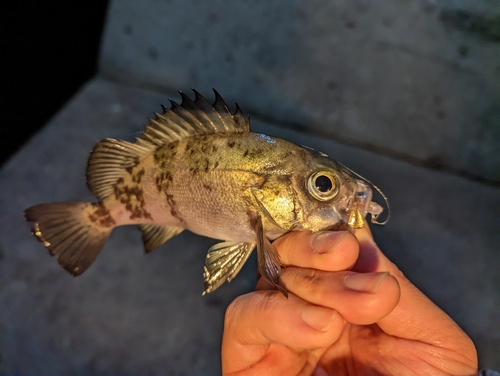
xmin=353 ymin=180 xmax=387 ymax=224
xmin=323 ymin=222 xmax=350 ymax=232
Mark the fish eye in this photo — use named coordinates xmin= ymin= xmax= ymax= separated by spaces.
xmin=307 ymin=170 xmax=339 ymax=201
xmin=315 ymin=175 xmax=333 ymax=192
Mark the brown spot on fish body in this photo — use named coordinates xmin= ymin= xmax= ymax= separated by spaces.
xmin=227 ymin=140 xmax=236 ymax=148
xmin=113 ymin=183 xmax=152 ymax=220
xmin=276 ymin=174 xmax=291 ymax=184
xmin=243 ymin=149 xmax=249 ymax=157
xmin=254 ymin=148 xmax=265 ymax=158
xmin=153 ymin=142 xmax=179 ymax=195
xmin=88 ymin=203 xmax=116 ymax=228
xmin=154 ymin=141 xmax=178 ymax=163
xmin=132 ymin=167 xmax=145 ymax=183
xmin=130 ymin=207 xmax=148 ymax=220
xmin=291 ymin=148 xmax=308 ymax=161
xmin=125 ymin=156 xmax=141 ymax=174
xmin=166 ymin=193 xmax=176 ymax=206
xmin=155 ymin=170 xmax=174 ymax=191
xmin=184 ymin=139 xmax=196 ymax=154
xmin=165 ymin=192 xmax=185 ymax=224
xmin=113 ymin=184 xmax=121 ymax=200
xmin=202 ymin=183 xmax=212 ymax=191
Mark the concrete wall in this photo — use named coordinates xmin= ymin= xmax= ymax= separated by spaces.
xmin=100 ymin=0 xmax=500 ymax=183
xmin=2 ymin=1 xmax=499 ymax=373
xmin=2 ymin=79 xmax=499 ymax=373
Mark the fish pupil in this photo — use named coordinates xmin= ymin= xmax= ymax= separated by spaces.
xmin=315 ymin=175 xmax=333 ymax=192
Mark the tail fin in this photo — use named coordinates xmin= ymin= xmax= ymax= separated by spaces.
xmin=24 ymin=202 xmax=114 ymax=276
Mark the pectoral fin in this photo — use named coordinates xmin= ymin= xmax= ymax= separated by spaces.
xmin=249 ymin=212 xmax=288 ymax=298
xmin=203 ymin=241 xmax=255 ymax=295
xmin=139 ymin=224 xmax=184 ymax=252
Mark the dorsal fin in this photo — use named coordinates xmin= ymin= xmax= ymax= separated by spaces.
xmin=140 ymin=89 xmax=250 ymax=147
xmin=86 ymin=138 xmax=151 ymax=200
xmin=87 ymin=90 xmax=249 ymax=200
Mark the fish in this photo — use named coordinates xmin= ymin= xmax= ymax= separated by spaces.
xmin=24 ymin=89 xmax=389 ymax=296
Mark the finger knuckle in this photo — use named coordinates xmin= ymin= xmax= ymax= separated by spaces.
xmin=300 ymin=268 xmax=322 ymax=292
xmin=258 ymin=292 xmax=282 ymax=315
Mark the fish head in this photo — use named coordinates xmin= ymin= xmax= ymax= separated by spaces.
xmin=290 ymin=149 xmax=386 ymax=232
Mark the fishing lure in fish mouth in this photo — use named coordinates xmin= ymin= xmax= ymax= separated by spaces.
xmin=24 ymin=89 xmax=389 ymax=296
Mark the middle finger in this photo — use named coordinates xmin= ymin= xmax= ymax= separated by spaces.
xmin=280 ymin=267 xmax=401 ymax=325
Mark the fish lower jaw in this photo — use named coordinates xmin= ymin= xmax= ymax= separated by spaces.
xmin=323 ymin=222 xmax=350 ymax=232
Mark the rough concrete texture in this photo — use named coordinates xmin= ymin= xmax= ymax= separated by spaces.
xmin=100 ymin=0 xmax=500 ymax=183
xmin=1 ymin=78 xmax=499 ymax=373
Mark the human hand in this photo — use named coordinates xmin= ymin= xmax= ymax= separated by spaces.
xmin=221 ymin=227 xmax=478 ymax=375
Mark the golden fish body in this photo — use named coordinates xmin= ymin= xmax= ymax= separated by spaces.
xmin=25 ymin=90 xmax=387 ymax=295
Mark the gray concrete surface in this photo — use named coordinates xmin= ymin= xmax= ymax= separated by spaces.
xmin=1 ymin=78 xmax=499 ymax=373
xmin=2 ymin=0 xmax=500 ymax=373
xmin=100 ymin=0 xmax=500 ymax=183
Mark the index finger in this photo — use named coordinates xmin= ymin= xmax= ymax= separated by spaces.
xmin=273 ymin=230 xmax=360 ymax=272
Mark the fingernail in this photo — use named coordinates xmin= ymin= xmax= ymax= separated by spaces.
xmin=300 ymin=305 xmax=337 ymax=332
xmin=310 ymin=231 xmax=347 ymax=254
xmin=344 ymin=272 xmax=389 ymax=293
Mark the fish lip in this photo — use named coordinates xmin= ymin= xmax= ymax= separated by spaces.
xmin=322 ymin=222 xmax=350 ymax=232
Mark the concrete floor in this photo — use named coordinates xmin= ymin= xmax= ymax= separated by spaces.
xmin=0 ymin=78 xmax=499 ymax=374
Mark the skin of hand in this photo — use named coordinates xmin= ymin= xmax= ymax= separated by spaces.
xmin=221 ymin=227 xmax=478 ymax=375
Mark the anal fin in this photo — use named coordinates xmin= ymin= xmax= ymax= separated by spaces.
xmin=139 ymin=224 xmax=184 ymax=253
xmin=202 ymin=241 xmax=255 ymax=295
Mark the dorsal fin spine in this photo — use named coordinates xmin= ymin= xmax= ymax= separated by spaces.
xmin=145 ymin=122 xmax=174 ymax=144
xmin=213 ymin=89 xmax=235 ymax=131
xmin=213 ymin=89 xmax=229 ymax=111
xmin=171 ymin=100 xmax=206 ymax=131
xmin=233 ymin=103 xmax=247 ymax=128
xmin=191 ymin=89 xmax=226 ymax=132
xmin=167 ymin=100 xmax=203 ymax=131
xmin=151 ymin=117 xmax=181 ymax=140
xmin=180 ymin=91 xmax=219 ymax=132
xmin=156 ymin=113 xmax=191 ymax=137
xmin=140 ymin=90 xmax=250 ymax=149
